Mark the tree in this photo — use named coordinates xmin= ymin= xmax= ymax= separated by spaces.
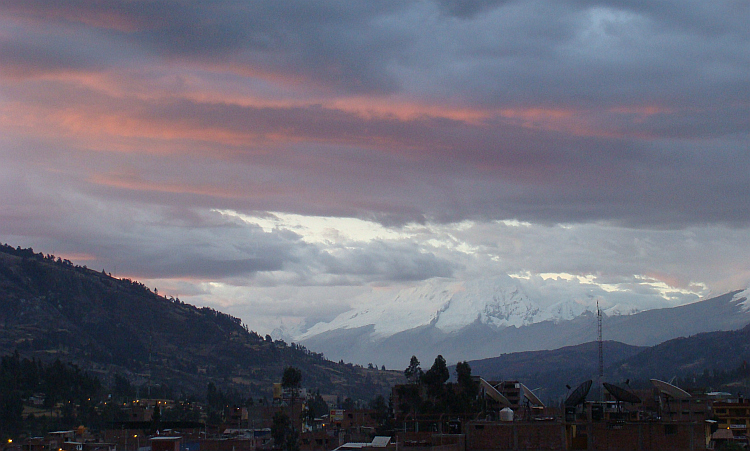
xmin=307 ymin=392 xmax=329 ymax=419
xmin=342 ymin=397 xmax=356 ymax=410
xmin=452 ymin=361 xmax=479 ymax=413
xmin=424 ymin=355 xmax=449 ymax=386
xmin=455 ymin=361 xmax=472 ymax=387
xmin=206 ymin=382 xmax=226 ymax=424
xmin=151 ymin=403 xmax=161 ymax=432
xmin=423 ymin=355 xmax=450 ymax=408
xmin=282 ymin=367 xmax=302 ymax=402
xmin=272 ymin=410 xmax=299 ymax=451
xmin=368 ymin=395 xmax=391 ymax=435
xmin=404 ymin=356 xmax=423 ymax=384
xmin=0 ymin=390 xmax=22 ymax=438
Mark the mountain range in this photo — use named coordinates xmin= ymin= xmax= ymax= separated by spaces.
xmin=297 ymin=276 xmax=750 ymax=369
xmin=4 ymin=242 xmax=750 ymax=406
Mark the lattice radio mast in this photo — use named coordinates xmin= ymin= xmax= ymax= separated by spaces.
xmin=597 ymin=301 xmax=604 ymax=402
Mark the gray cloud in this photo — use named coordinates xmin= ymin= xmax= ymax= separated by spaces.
xmin=3 ymin=82 xmax=750 ymax=228
xmin=3 ymin=1 xmax=747 ymax=101
xmin=1 ymin=0 xmax=749 ymax=334
xmin=320 ymin=241 xmax=457 ymax=282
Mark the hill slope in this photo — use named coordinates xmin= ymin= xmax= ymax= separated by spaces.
xmin=463 ymin=341 xmax=645 ymax=403
xmin=0 ymin=244 xmax=402 ymax=400
xmin=464 ymin=323 xmax=750 ymax=403
xmin=608 ymin=323 xmax=750 ymax=384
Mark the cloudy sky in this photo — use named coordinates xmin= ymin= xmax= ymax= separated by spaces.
xmin=1 ymin=0 xmax=749 ymax=336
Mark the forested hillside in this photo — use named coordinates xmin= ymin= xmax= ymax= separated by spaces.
xmin=0 ymin=244 xmax=402 ymax=401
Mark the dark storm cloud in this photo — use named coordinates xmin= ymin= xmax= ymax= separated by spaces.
xmin=2 ymin=0 xmax=748 ymax=103
xmin=0 ymin=0 xmax=410 ymax=92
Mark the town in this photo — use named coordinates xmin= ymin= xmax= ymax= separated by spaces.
xmin=2 ymin=354 xmax=748 ymax=451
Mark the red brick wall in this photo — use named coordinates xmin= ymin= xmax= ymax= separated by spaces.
xmin=465 ymin=420 xmax=706 ymax=451
xmin=466 ymin=422 xmax=564 ymax=450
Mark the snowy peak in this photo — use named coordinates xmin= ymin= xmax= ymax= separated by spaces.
xmin=434 ymin=277 xmax=538 ymax=332
xmin=297 ymin=276 xmax=595 ymax=341
xmin=298 ymin=279 xmax=455 ymax=340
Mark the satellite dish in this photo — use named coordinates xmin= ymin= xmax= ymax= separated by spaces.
xmin=519 ymin=382 xmax=545 ymax=407
xmin=603 ymin=382 xmax=641 ymax=404
xmin=565 ymin=380 xmax=593 ymax=407
xmin=479 ymin=378 xmax=512 ymax=407
xmin=650 ymin=379 xmax=691 ymax=400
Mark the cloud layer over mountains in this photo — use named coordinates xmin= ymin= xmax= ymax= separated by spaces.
xmin=1 ymin=0 xmax=749 ymax=334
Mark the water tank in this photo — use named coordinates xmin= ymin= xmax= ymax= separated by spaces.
xmin=499 ymin=407 xmax=514 ymax=422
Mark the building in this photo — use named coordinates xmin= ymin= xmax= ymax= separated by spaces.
xmin=710 ymin=398 xmax=750 ymax=446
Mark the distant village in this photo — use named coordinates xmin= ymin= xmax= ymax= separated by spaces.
xmin=2 ymin=354 xmax=749 ymax=451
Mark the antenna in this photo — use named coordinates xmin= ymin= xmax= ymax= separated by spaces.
xmin=597 ymin=301 xmax=603 ymax=402
xmin=603 ymin=382 xmax=641 ymax=404
xmin=565 ymin=380 xmax=593 ymax=407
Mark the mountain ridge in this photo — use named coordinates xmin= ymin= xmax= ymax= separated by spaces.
xmin=0 ymin=244 xmax=402 ymax=400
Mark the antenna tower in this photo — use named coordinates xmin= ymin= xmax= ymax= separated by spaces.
xmin=597 ymin=301 xmax=603 ymax=401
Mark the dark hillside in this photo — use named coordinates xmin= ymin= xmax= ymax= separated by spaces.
xmin=608 ymin=323 xmax=750 ymax=388
xmin=463 ymin=341 xmax=645 ymax=402
xmin=463 ymin=324 xmax=750 ymax=402
xmin=0 ymin=245 xmax=402 ymax=400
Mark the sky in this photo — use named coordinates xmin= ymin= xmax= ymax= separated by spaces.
xmin=1 ymin=0 xmax=749 ymax=337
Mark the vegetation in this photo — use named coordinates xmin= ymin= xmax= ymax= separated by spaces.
xmin=271 ymin=410 xmax=299 ymax=451
xmin=282 ymin=366 xmax=303 ymax=401
xmin=0 ymin=351 xmax=101 ymax=439
xmin=397 ymin=355 xmax=480 ymax=417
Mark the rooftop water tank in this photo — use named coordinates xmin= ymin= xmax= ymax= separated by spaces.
xmin=499 ymin=407 xmax=514 ymax=422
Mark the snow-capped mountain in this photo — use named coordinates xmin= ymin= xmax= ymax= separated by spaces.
xmin=296 ymin=277 xmax=750 ymax=370
xmin=298 ymin=275 xmax=656 ymax=343
xmin=299 ymin=276 xmax=593 ymax=341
